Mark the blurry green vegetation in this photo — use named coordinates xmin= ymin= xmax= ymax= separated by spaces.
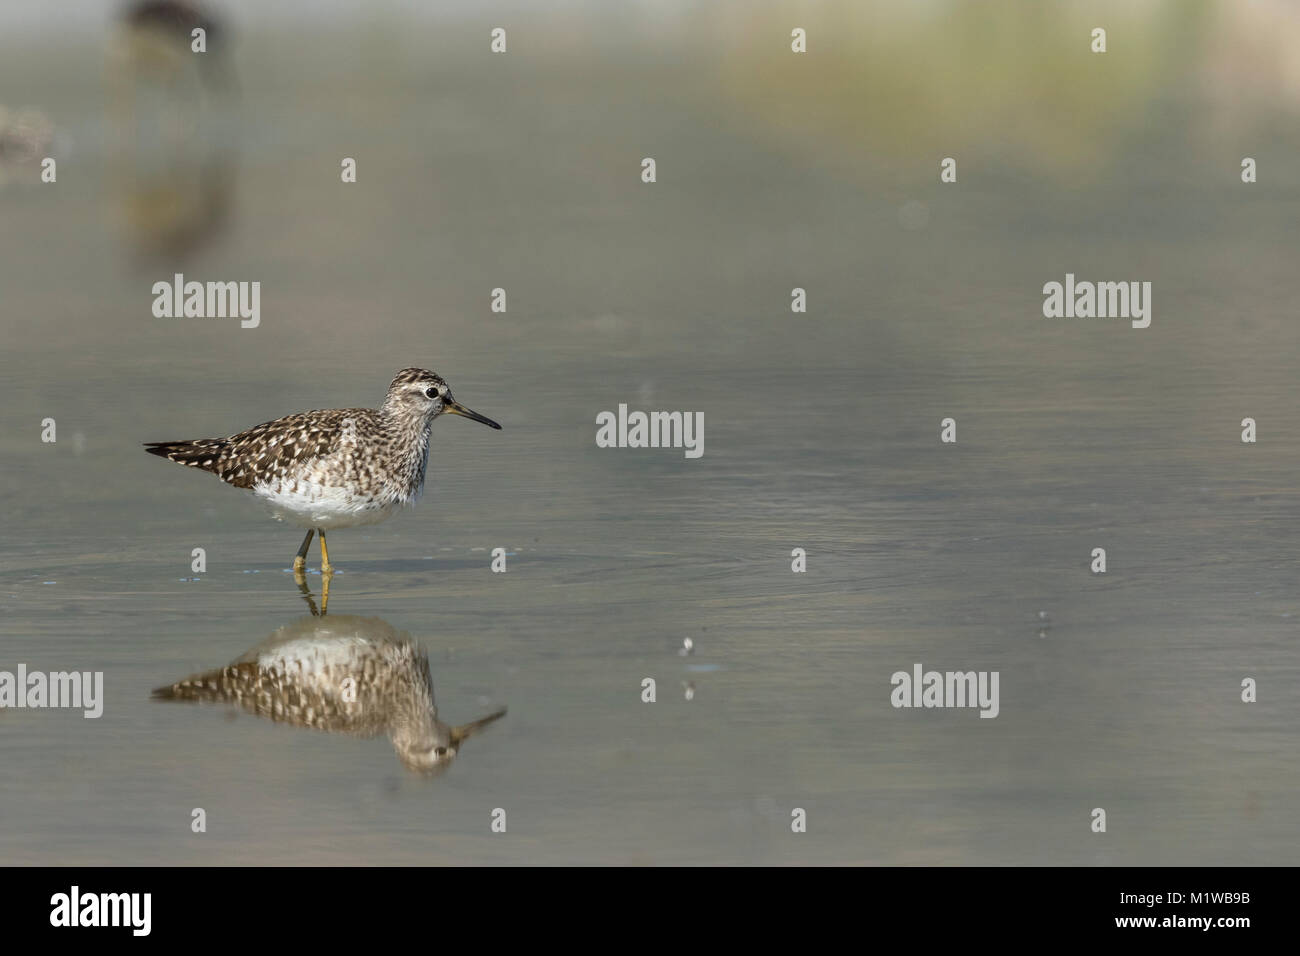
xmin=708 ymin=0 xmax=1202 ymax=180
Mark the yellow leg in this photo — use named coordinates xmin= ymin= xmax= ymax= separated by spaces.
xmin=293 ymin=529 xmax=315 ymax=572
xmin=294 ymin=568 xmax=321 ymax=616
xmin=319 ymin=529 xmax=334 ymax=575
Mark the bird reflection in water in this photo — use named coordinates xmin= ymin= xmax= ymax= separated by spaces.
xmin=154 ymin=615 xmax=506 ymax=775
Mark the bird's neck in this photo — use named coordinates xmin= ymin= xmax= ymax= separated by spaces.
xmin=378 ymin=407 xmax=434 ymax=495
xmin=389 ymin=660 xmax=442 ymax=761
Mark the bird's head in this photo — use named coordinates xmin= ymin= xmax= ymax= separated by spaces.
xmin=392 ymin=707 xmax=507 ymax=775
xmin=384 ymin=367 xmax=502 ymax=430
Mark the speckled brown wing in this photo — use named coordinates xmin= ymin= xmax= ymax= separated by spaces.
xmin=151 ymin=660 xmax=391 ymax=737
xmin=144 ymin=408 xmax=374 ymax=489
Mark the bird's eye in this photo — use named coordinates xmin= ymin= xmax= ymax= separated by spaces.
xmin=425 ymin=387 xmax=440 ymax=399
xmin=434 ymin=746 xmax=448 ymax=757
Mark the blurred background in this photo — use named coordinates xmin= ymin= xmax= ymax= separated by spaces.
xmin=1 ymin=0 xmax=1299 ymax=864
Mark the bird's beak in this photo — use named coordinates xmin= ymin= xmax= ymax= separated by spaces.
xmin=449 ymin=707 xmax=507 ymax=746
xmin=443 ymin=396 xmax=502 ymax=430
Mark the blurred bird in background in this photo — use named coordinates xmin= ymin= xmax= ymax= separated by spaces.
xmin=107 ymin=0 xmax=238 ymax=262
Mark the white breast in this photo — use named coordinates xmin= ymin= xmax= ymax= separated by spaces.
xmin=252 ymin=477 xmax=404 ymax=529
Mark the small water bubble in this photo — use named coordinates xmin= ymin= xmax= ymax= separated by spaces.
xmin=683 ymin=681 xmax=695 ymax=701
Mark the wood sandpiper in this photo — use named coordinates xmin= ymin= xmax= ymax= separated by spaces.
xmin=144 ymin=368 xmax=501 ymax=580
xmin=152 ymin=614 xmax=506 ymax=774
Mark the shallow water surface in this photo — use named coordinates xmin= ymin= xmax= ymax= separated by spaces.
xmin=2 ymin=2 xmax=1299 ymax=865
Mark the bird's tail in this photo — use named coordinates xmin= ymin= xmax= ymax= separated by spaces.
xmin=143 ymin=438 xmax=228 ymax=474
xmin=151 ymin=663 xmax=254 ymax=702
